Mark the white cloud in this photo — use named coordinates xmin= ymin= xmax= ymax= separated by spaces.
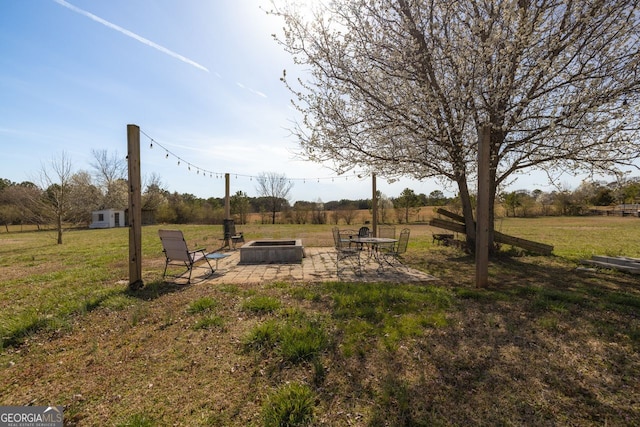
xmin=52 ymin=0 xmax=209 ymax=72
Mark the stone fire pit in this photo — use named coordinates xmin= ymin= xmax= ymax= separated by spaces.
xmin=239 ymin=239 xmax=304 ymax=264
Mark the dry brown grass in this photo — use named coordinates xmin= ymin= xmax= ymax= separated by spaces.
xmin=0 ymin=218 xmax=639 ymax=425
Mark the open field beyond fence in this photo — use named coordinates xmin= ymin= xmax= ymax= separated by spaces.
xmin=1 ymin=216 xmax=639 ymax=425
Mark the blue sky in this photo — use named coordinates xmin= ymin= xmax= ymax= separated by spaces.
xmin=0 ymin=0 xmax=595 ymax=202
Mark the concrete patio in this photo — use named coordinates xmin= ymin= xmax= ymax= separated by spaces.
xmin=195 ymin=247 xmax=437 ymax=284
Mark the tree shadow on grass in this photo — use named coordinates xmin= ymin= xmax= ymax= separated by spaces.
xmin=124 ymin=279 xmax=190 ymax=301
xmin=124 ymin=262 xmax=218 ymax=301
xmin=356 ymin=251 xmax=640 ymax=425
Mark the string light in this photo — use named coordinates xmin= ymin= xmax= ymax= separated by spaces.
xmin=140 ymin=128 xmax=374 ymax=184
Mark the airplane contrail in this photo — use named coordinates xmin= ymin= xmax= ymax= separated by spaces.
xmin=53 ymin=0 xmax=209 ymax=72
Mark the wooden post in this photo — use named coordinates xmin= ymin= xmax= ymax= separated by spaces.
xmin=127 ymin=124 xmax=143 ymax=289
xmin=223 ymin=173 xmax=231 ymax=249
xmin=225 ymin=173 xmax=231 ymax=219
xmin=372 ymin=173 xmax=378 ymax=237
xmin=475 ymin=125 xmax=491 ymax=288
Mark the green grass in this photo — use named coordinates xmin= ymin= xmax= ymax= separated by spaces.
xmin=495 ymin=216 xmax=640 ymax=260
xmin=242 ymin=319 xmax=280 ymax=353
xmin=1 ymin=219 xmax=640 ymax=425
xmin=326 ymin=282 xmax=453 ymax=354
xmin=261 ymin=383 xmax=316 ymax=427
xmin=187 ymin=296 xmax=218 ymax=314
xmin=116 ymin=413 xmax=157 ymax=427
xmin=243 ymin=315 xmax=328 ymax=364
xmin=278 ymin=319 xmax=328 ymax=363
xmin=242 ymin=295 xmax=282 ymax=314
xmin=192 ymin=314 xmax=224 ymax=330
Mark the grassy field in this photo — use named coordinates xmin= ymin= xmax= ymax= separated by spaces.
xmin=0 ymin=217 xmax=639 ymax=426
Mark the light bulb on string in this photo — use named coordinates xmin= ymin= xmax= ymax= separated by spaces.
xmin=150 ymin=141 xmax=153 ymax=149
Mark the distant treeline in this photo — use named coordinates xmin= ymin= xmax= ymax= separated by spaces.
xmin=2 ymin=175 xmax=639 ymax=230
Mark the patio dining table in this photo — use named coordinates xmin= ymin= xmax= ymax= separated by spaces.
xmin=349 ymin=236 xmax=398 ymax=271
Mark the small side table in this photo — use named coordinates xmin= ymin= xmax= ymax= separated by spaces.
xmin=206 ymin=252 xmax=231 ymax=272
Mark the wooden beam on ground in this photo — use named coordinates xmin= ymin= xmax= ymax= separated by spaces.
xmin=429 ymin=217 xmax=554 ymax=255
xmin=493 ymin=231 xmax=553 ymax=255
xmin=580 ymin=256 xmax=640 ymax=274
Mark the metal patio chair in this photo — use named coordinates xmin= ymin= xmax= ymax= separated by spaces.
xmin=379 ymin=228 xmax=410 ymax=269
xmin=332 ymin=227 xmax=362 ymax=276
xmin=158 ymin=229 xmax=214 ymax=284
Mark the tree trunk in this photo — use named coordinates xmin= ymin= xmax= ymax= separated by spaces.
xmin=56 ymin=214 xmax=63 ymax=244
xmin=455 ymin=175 xmax=476 ymax=250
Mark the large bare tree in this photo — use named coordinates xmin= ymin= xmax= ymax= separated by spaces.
xmin=256 ymin=172 xmax=294 ymax=224
xmin=90 ymin=149 xmax=128 ymax=209
xmin=273 ymin=0 xmax=640 ymax=247
xmin=38 ymin=152 xmax=75 ymax=244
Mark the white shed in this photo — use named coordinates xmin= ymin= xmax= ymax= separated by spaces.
xmin=89 ymin=209 xmax=125 ymax=229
